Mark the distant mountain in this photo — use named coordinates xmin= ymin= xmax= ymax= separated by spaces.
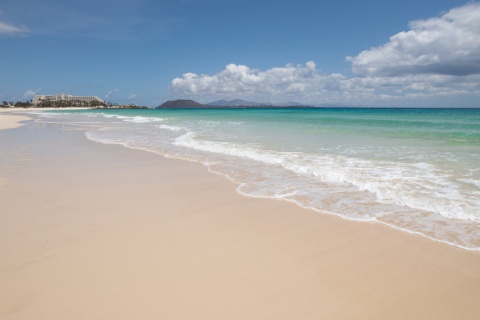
xmin=207 ymin=99 xmax=270 ymax=107
xmin=157 ymin=99 xmax=316 ymax=109
xmin=207 ymin=99 xmax=310 ymax=107
xmin=274 ymin=101 xmax=305 ymax=107
xmin=156 ymin=99 xmax=205 ymax=109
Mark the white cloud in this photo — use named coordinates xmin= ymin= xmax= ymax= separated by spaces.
xmin=173 ymin=63 xmax=402 ymax=103
xmin=105 ymin=89 xmax=119 ymax=98
xmin=0 ymin=20 xmax=28 ymax=36
xmin=170 ymin=59 xmax=480 ymax=106
xmin=127 ymin=93 xmax=137 ymax=100
xmin=170 ymin=61 xmax=361 ymax=103
xmin=169 ymin=3 xmax=480 ymax=107
xmin=22 ymin=88 xmax=41 ymax=99
xmin=347 ymin=3 xmax=480 ymax=77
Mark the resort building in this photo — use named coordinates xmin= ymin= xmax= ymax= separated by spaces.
xmin=33 ymin=94 xmax=104 ymax=106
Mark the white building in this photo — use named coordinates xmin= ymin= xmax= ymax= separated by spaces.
xmin=33 ymin=94 xmax=104 ymax=106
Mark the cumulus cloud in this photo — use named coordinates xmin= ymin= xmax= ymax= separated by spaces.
xmin=170 ymin=60 xmax=480 ymax=106
xmin=170 ymin=61 xmax=362 ymax=103
xmin=0 ymin=20 xmax=28 ymax=36
xmin=347 ymin=3 xmax=480 ymax=77
xmin=169 ymin=3 xmax=480 ymax=106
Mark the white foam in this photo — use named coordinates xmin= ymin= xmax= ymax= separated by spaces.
xmin=100 ymin=114 xmax=166 ymax=123
xmin=38 ymin=110 xmax=480 ymax=251
xmin=458 ymin=178 xmax=480 ymax=188
xmin=124 ymin=116 xmax=165 ymax=123
xmin=173 ymin=131 xmax=480 ymax=223
xmin=159 ymin=124 xmax=183 ymax=131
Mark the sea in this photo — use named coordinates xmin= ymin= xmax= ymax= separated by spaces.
xmin=34 ymin=107 xmax=480 ymax=251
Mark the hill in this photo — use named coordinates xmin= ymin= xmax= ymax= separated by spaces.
xmin=207 ymin=99 xmax=308 ymax=107
xmin=156 ymin=99 xmax=316 ymax=109
xmin=207 ymin=99 xmax=270 ymax=107
xmin=156 ymin=100 xmax=205 ymax=109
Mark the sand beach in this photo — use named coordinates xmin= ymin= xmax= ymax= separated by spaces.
xmin=0 ymin=113 xmax=31 ymax=130
xmin=1 ymin=111 xmax=480 ymax=320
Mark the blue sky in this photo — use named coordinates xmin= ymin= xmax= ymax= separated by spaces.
xmin=1 ymin=0 xmax=479 ymax=107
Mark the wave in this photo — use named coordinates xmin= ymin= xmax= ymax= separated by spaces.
xmin=173 ymin=131 xmax=480 ymax=223
xmin=32 ymin=109 xmax=480 ymax=250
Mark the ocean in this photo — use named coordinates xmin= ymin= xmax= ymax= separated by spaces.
xmin=34 ymin=108 xmax=480 ymax=250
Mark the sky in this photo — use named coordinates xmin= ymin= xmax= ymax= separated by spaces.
xmin=1 ymin=0 xmax=479 ymax=107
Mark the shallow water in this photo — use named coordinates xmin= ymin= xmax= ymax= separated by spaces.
xmin=34 ymin=108 xmax=480 ymax=250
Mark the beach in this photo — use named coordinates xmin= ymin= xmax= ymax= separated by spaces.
xmin=0 ymin=113 xmax=31 ymax=130
xmin=1 ymin=110 xmax=480 ymax=319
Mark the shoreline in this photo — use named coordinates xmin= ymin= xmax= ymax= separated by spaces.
xmin=0 ymin=107 xmax=95 ymax=111
xmin=1 ymin=114 xmax=480 ymax=319
xmin=3 ymin=110 xmax=477 ymax=252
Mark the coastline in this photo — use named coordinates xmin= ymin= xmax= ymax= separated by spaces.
xmin=0 ymin=107 xmax=93 ymax=129
xmin=1 ymin=114 xmax=480 ymax=319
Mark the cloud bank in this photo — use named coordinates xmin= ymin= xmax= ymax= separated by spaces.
xmin=171 ymin=62 xmax=371 ymax=104
xmin=170 ymin=3 xmax=480 ymax=106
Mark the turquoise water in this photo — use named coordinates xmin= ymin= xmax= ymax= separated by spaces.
xmin=35 ymin=108 xmax=480 ymax=250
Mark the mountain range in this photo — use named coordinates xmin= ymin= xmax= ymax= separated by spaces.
xmin=156 ymin=99 xmax=312 ymax=109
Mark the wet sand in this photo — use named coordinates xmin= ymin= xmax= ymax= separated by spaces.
xmin=1 ymin=114 xmax=480 ymax=319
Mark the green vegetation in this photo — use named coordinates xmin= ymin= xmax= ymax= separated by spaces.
xmin=2 ymin=100 xmax=33 ymax=108
xmin=2 ymin=99 xmax=149 ymax=109
xmin=34 ymin=99 xmax=106 ymax=108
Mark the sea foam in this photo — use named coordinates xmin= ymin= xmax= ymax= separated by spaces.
xmin=33 ymin=108 xmax=480 ymax=250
